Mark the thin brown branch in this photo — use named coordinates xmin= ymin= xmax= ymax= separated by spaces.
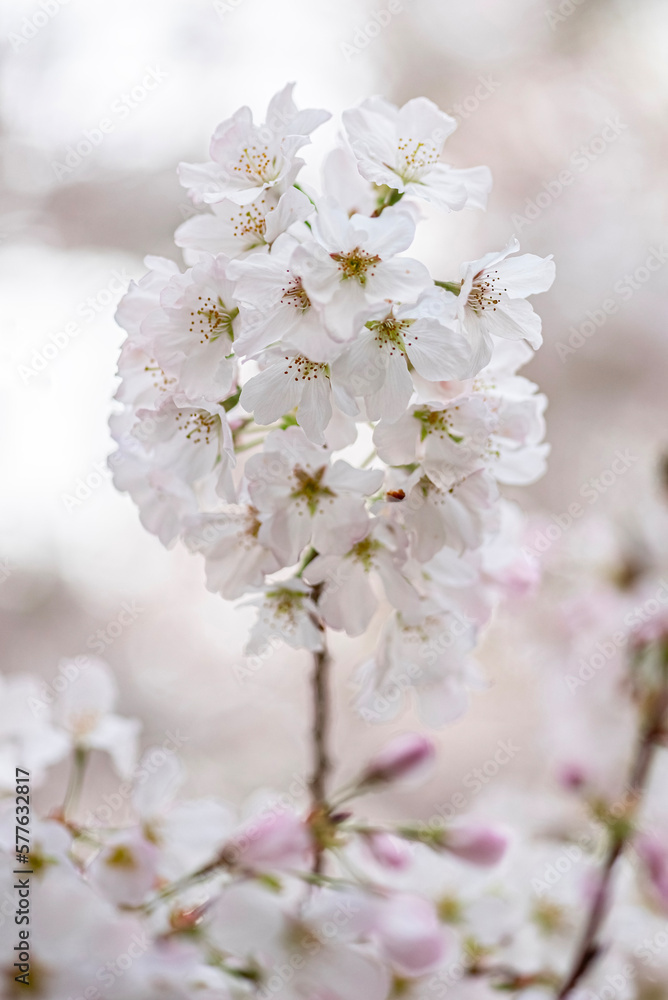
xmin=557 ymin=686 xmax=668 ymax=998
xmin=308 ymin=642 xmax=332 ymax=873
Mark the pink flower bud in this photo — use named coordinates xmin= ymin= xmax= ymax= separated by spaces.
xmin=557 ymin=762 xmax=590 ymax=791
xmin=226 ymin=810 xmax=312 ymax=872
xmin=376 ymin=894 xmax=448 ymax=976
xmin=362 ymin=733 xmax=435 ymax=786
xmin=442 ymin=823 xmax=509 ymax=866
xmin=363 ymin=832 xmax=413 ymax=870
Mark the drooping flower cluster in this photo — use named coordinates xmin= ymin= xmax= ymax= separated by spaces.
xmin=110 ymin=84 xmax=554 ymax=725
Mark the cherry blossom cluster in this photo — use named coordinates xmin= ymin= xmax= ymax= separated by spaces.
xmin=109 ymin=85 xmax=554 ymax=724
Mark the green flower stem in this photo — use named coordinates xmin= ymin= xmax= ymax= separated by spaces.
xmin=434 ymin=280 xmax=462 ymax=295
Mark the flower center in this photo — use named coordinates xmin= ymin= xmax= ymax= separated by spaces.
xmin=290 ymin=465 xmax=334 ymax=515
xmin=106 ymin=845 xmax=137 ymax=869
xmin=395 ymin=136 xmax=439 ymax=182
xmin=397 ymin=614 xmax=441 ymax=644
xmin=330 ymin=247 xmax=381 ymax=285
xmin=232 ymin=144 xmax=277 ymax=184
xmin=533 ymin=900 xmax=568 ymax=934
xmin=192 ymin=295 xmax=238 ymax=345
xmin=227 ymin=198 xmax=272 ymax=246
xmin=70 ymin=710 xmax=101 ymax=739
xmin=282 ymin=355 xmax=328 ymax=383
xmin=349 ymin=535 xmax=383 ymax=571
xmin=281 ymin=278 xmax=311 ymax=311
xmin=143 ymin=360 xmax=177 ymax=394
xmin=265 ymin=587 xmax=306 ymax=625
xmin=412 ymin=408 xmax=463 ymax=444
xmin=173 ymin=409 xmax=219 ymax=445
xmin=467 ymin=269 xmax=507 ymax=315
xmin=244 ymin=505 xmax=262 ymax=540
xmin=368 ymin=315 xmax=411 ymax=354
xmin=437 ymin=895 xmax=464 ymax=924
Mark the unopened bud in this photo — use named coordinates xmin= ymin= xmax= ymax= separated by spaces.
xmin=361 ymin=733 xmax=435 ymax=786
xmin=363 ymin=831 xmax=413 ymax=870
xmin=440 ymin=823 xmax=509 ymax=866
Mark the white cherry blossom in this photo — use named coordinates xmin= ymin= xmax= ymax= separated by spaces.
xmin=87 ymin=829 xmax=160 ymax=908
xmin=120 ymin=398 xmax=235 ymax=508
xmin=208 ymin=880 xmax=390 ymax=1000
xmin=331 ymin=288 xmax=473 ymax=422
xmin=175 ymin=185 xmax=313 ymax=259
xmin=302 ymin=521 xmax=421 ymax=636
xmin=114 ymin=255 xmax=181 ymax=351
xmin=404 ymin=467 xmax=499 ymax=559
xmin=245 ymin=427 xmax=383 ymax=564
xmin=230 ymin=236 xmax=339 ymax=362
xmin=343 ymin=95 xmax=492 ymax=212
xmin=245 ymin=579 xmax=325 ymax=654
xmin=241 ymin=346 xmax=357 ymax=445
xmin=357 ymin=609 xmax=483 ymax=727
xmin=184 ymin=506 xmax=281 ymax=597
xmin=0 ymin=674 xmax=68 ymax=791
xmin=52 ymin=659 xmax=140 ymax=778
xmin=291 ymin=200 xmax=431 ymax=341
xmin=179 ymin=83 xmax=330 ymax=206
xmin=373 ymin=396 xmax=496 ymax=477
xmin=143 ymin=253 xmax=239 ymax=407
xmin=456 ymin=238 xmax=556 ymax=371
xmin=131 ymin=748 xmax=233 ymax=881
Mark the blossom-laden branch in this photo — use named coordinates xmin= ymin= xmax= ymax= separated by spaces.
xmin=0 ymin=86 xmax=568 ymax=1000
